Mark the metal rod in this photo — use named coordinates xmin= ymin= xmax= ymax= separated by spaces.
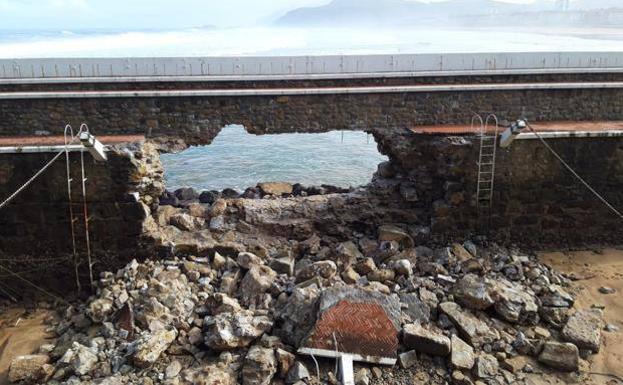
xmin=0 ymin=145 xmax=106 ymax=154
xmin=64 ymin=125 xmax=81 ymax=292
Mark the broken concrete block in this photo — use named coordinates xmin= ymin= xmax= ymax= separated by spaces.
xmin=402 ymin=323 xmax=451 ymax=356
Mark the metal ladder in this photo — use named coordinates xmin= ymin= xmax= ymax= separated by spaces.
xmin=476 ymin=114 xmax=500 ymax=225
xmin=64 ymin=124 xmax=95 ymax=290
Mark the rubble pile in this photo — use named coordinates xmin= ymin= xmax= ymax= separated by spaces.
xmin=8 ymin=228 xmax=605 ymax=385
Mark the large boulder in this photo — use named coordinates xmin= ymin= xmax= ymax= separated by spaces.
xmin=242 ymin=345 xmax=277 ymax=385
xmin=204 ymin=311 xmax=273 ymax=350
xmin=561 ymin=309 xmax=603 ymax=352
xmin=538 ymin=341 xmax=579 ymax=372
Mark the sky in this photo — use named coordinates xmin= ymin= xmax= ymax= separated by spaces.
xmin=0 ymin=0 xmax=555 ymax=30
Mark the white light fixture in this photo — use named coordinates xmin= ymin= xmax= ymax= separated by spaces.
xmin=500 ymin=119 xmax=527 ymax=148
xmin=79 ymin=132 xmax=108 ymax=161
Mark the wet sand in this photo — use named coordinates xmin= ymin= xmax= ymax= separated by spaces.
xmin=539 ymin=248 xmax=623 ymax=385
xmin=0 ymin=308 xmax=56 ymax=385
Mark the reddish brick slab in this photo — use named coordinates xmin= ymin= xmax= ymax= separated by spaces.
xmin=302 ymin=300 xmax=398 ymax=359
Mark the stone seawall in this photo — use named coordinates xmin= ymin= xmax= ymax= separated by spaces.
xmin=0 ymin=142 xmax=164 ymax=287
xmin=375 ymin=129 xmax=623 ymax=247
xmin=2 ymin=89 xmax=623 ymax=146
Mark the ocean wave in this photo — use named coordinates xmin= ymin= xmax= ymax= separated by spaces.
xmin=1 ymin=26 xmax=623 ymax=58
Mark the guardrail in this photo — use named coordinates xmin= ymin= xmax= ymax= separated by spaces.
xmin=1 ymin=52 xmax=623 ymax=81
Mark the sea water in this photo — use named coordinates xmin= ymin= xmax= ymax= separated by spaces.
xmin=160 ymin=126 xmax=388 ymax=191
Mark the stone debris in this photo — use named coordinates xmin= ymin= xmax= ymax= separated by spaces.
xmin=398 ymin=350 xmax=418 ymax=369
xmin=402 ymin=323 xmax=451 ymax=356
xmin=285 ymin=361 xmax=310 ymax=384
xmin=8 ymin=355 xmax=50 ymax=383
xmin=561 ymin=309 xmax=603 ymax=352
xmin=598 ymin=286 xmax=616 ymax=294
xmin=242 ymin=345 xmax=277 ymax=385
xmin=11 ymin=226 xmax=604 ymax=385
xmin=538 ymin=341 xmax=580 ymax=371
xmin=450 ymin=334 xmax=475 ymax=370
xmin=439 ymin=302 xmax=499 ymax=347
xmin=204 ymin=311 xmax=273 ymax=350
xmin=133 ymin=329 xmax=177 ymax=368
xmin=473 ymin=353 xmax=499 ymax=379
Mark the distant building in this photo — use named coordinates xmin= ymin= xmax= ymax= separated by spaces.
xmin=555 ymin=0 xmax=570 ymax=12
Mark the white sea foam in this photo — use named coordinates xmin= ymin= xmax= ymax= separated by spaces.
xmin=1 ymin=26 xmax=622 ymax=58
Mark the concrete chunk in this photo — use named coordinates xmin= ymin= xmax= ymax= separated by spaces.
xmin=402 ymin=323 xmax=451 ymax=356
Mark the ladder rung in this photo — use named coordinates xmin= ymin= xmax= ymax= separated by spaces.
xmin=479 ymin=162 xmax=494 ymax=166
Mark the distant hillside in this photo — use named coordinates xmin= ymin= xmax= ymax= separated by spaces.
xmin=276 ymin=0 xmax=534 ymax=26
xmin=276 ymin=0 xmax=623 ymax=27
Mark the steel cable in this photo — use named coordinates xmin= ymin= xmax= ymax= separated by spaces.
xmin=525 ymin=121 xmax=623 ymax=220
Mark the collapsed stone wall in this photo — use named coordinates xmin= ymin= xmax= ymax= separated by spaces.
xmin=1 ymin=88 xmax=623 ymax=144
xmin=0 ymin=127 xmax=621 ymax=291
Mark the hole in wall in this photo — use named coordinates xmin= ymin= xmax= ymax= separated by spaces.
xmin=160 ymin=125 xmax=388 ymax=196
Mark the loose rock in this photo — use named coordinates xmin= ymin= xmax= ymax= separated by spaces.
xmin=538 ymin=341 xmax=579 ymax=372
xmin=403 ymin=323 xmax=451 ymax=356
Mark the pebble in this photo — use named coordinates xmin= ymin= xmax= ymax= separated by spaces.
xmin=598 ymin=286 xmax=616 ymax=294
xmin=604 ymin=323 xmax=619 ymax=332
